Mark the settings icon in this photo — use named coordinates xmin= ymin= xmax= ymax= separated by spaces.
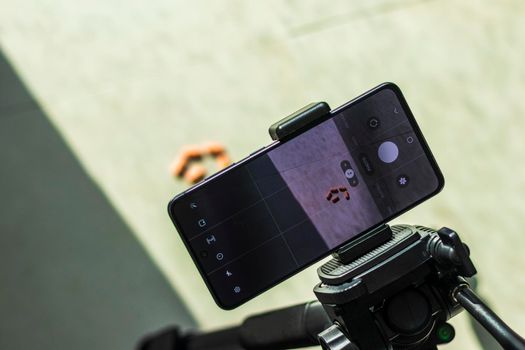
xmin=396 ymin=175 xmax=410 ymax=188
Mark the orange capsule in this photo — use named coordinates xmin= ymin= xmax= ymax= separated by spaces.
xmin=330 ymin=188 xmax=339 ymax=194
xmin=170 ymin=154 xmax=188 ymax=177
xmin=184 ymin=164 xmax=206 ymax=183
xmin=326 ymin=191 xmax=333 ymax=201
xmin=205 ymin=141 xmax=226 ymax=156
xmin=216 ymin=153 xmax=231 ymax=169
xmin=344 ymin=191 xmax=350 ymax=200
xmin=181 ymin=145 xmax=205 ymax=159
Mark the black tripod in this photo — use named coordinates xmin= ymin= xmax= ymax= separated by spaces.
xmin=139 ymin=224 xmax=525 ymax=350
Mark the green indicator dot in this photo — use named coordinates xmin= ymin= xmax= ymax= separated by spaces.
xmin=437 ymin=324 xmax=454 ymax=342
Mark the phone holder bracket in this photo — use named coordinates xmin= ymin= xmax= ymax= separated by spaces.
xmin=332 ymin=224 xmax=393 ymax=264
xmin=269 ymin=102 xmax=331 ymax=141
xmin=269 ymin=102 xmax=393 ymax=264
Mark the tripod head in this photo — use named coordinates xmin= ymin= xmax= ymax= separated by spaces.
xmin=140 ymin=224 xmax=525 ymax=350
xmin=314 ymin=224 xmax=473 ymax=350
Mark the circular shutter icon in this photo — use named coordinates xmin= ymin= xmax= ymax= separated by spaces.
xmin=378 ymin=141 xmax=399 ymax=164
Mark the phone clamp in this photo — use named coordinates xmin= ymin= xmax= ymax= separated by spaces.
xmin=269 ymin=102 xmax=331 ymax=141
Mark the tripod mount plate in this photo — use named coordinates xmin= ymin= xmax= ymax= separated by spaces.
xmin=318 ymin=225 xmax=420 ymax=285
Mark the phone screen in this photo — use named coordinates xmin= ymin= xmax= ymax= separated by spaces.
xmin=169 ymin=83 xmax=443 ymax=309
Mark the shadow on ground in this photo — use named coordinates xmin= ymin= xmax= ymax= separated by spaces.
xmin=0 ymin=49 xmax=195 ymax=349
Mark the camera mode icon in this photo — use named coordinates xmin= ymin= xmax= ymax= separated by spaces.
xmin=340 ymin=160 xmax=358 ymax=187
xmin=396 ymin=174 xmax=410 ymax=188
xmin=368 ymin=117 xmax=380 ymax=129
xmin=206 ymin=235 xmax=216 ymax=245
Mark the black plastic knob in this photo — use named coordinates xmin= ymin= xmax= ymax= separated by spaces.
xmin=385 ymin=289 xmax=431 ymax=334
xmin=318 ymin=324 xmax=359 ymax=350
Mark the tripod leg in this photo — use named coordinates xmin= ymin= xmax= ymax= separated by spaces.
xmin=139 ymin=301 xmax=331 ymax=350
xmin=454 ymin=286 xmax=525 ymax=350
xmin=138 ymin=327 xmax=188 ymax=350
xmin=240 ymin=301 xmax=331 ymax=349
xmin=185 ymin=329 xmax=244 ymax=350
xmin=186 ymin=301 xmax=329 ymax=349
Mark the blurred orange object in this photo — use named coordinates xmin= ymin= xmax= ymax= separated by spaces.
xmin=180 ymin=144 xmax=205 ymax=158
xmin=171 ymin=141 xmax=231 ymax=184
xmin=205 ymin=141 xmax=226 ymax=156
xmin=216 ymin=153 xmax=231 ymax=169
xmin=184 ymin=164 xmax=206 ymax=183
xmin=170 ymin=156 xmax=188 ymax=177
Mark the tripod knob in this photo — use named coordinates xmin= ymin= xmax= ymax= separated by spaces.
xmin=385 ymin=289 xmax=431 ymax=334
xmin=318 ymin=324 xmax=359 ymax=350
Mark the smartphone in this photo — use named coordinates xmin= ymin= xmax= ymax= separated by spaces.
xmin=168 ymin=83 xmax=444 ymax=309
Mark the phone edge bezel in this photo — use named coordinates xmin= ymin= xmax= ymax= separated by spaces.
xmin=167 ymin=82 xmax=445 ymax=310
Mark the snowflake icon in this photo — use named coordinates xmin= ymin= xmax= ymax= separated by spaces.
xmin=396 ymin=174 xmax=410 ymax=188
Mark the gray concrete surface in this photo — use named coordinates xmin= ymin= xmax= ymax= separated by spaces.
xmin=1 ymin=0 xmax=525 ymax=349
xmin=0 ymin=50 xmax=195 ymax=349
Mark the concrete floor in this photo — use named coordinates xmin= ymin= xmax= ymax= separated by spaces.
xmin=0 ymin=50 xmax=195 ymax=349
xmin=1 ymin=0 xmax=525 ymax=348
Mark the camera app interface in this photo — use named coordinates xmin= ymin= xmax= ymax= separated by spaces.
xmin=171 ymin=87 xmax=441 ymax=308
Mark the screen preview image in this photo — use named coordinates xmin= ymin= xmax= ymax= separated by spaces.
xmin=171 ymin=88 xmax=440 ymax=307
